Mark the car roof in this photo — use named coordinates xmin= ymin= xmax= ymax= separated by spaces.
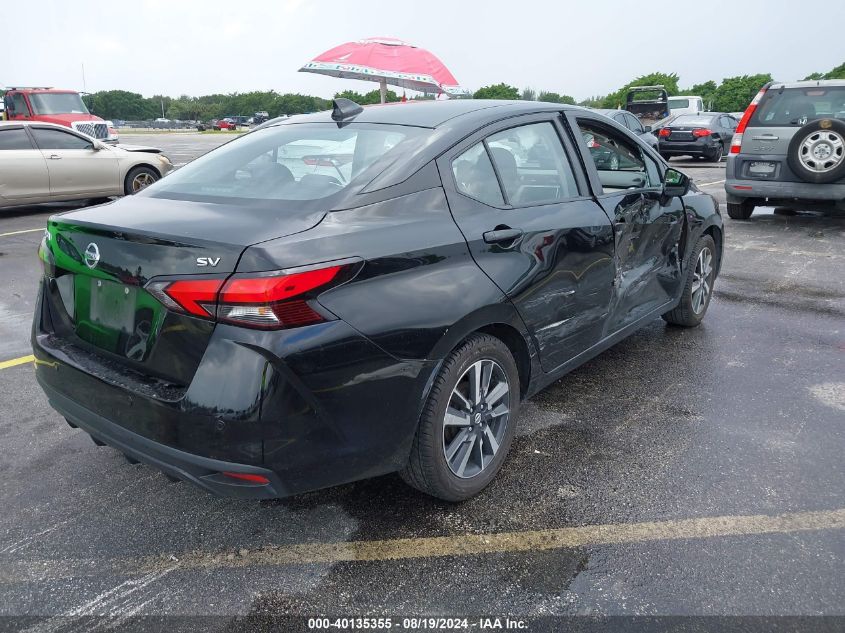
xmin=594 ymin=109 xmax=625 ymax=116
xmin=768 ymin=79 xmax=845 ymax=90
xmin=277 ymin=99 xmax=578 ymax=129
xmin=0 ymin=120 xmax=76 ymax=130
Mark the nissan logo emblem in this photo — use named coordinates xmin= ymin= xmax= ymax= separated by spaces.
xmin=84 ymin=243 xmax=100 ymax=269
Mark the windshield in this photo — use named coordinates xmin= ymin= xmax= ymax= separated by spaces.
xmin=672 ymin=115 xmax=715 ymax=127
xmin=669 ymin=98 xmax=690 ymax=109
xmin=29 ymin=92 xmax=89 ymax=115
xmin=146 ymin=122 xmax=426 ymax=205
xmin=751 ymin=86 xmax=845 ymax=126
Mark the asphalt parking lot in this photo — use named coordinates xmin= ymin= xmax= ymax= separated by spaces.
xmin=1 ymin=133 xmax=843 ymax=630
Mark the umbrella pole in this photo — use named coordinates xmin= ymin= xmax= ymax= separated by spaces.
xmin=379 ymin=79 xmax=387 ymax=104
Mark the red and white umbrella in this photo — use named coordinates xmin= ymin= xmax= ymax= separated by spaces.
xmin=299 ymin=37 xmax=469 ymax=103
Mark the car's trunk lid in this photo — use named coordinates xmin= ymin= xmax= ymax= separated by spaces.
xmin=42 ymin=195 xmax=326 ymax=386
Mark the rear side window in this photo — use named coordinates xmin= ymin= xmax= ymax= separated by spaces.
xmin=31 ymin=128 xmax=92 ymax=150
xmin=486 ymin=122 xmax=578 ymax=205
xmin=452 ymin=143 xmax=504 ymax=207
xmin=751 ymin=86 xmax=845 ymax=127
xmin=149 ymin=123 xmax=425 ymax=204
xmin=0 ymin=128 xmax=33 ymax=150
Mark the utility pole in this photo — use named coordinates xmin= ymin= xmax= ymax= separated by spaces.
xmin=161 ymin=98 xmax=165 ymax=118
xmin=81 ymin=63 xmax=87 ymax=92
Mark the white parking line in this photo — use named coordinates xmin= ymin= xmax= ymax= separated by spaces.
xmin=0 ymin=228 xmax=43 ymax=238
xmin=697 ymin=179 xmax=726 ymax=187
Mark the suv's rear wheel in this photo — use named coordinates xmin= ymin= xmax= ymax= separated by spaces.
xmin=401 ymin=333 xmax=520 ymax=501
xmin=727 ymin=200 xmax=755 ymax=220
xmin=787 ymin=119 xmax=845 ymax=184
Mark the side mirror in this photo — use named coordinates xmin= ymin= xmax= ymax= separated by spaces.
xmin=663 ymin=168 xmax=690 ymax=198
xmin=90 ymin=140 xmax=107 ymax=150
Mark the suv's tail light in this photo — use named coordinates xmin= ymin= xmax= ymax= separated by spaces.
xmin=731 ymin=85 xmax=768 ymax=154
xmin=692 ymin=128 xmax=711 ymax=137
xmin=658 ymin=128 xmax=671 ymax=137
xmin=147 ymin=262 xmax=355 ymax=330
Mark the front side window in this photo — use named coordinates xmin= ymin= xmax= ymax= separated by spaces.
xmin=31 ymin=128 xmax=92 ymax=150
xmin=577 ymin=120 xmax=649 ymax=192
xmin=28 ymin=93 xmax=89 ymax=115
xmin=486 ymin=122 xmax=578 ymax=205
xmin=0 ymin=128 xmax=33 ymax=150
xmin=11 ymin=93 xmax=29 ymax=115
xmin=147 ymin=123 xmax=424 ymax=204
xmin=451 ymin=143 xmax=504 ymax=207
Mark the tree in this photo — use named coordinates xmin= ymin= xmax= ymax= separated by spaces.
xmin=711 ymin=74 xmax=772 ymax=112
xmin=521 ymin=87 xmax=536 ymax=101
xmin=537 ymin=91 xmax=575 ymax=104
xmin=334 ymin=89 xmax=400 ymax=105
xmin=82 ymin=90 xmax=157 ymax=120
xmin=473 ymin=83 xmax=520 ymax=100
xmin=805 ymin=61 xmax=845 ymax=80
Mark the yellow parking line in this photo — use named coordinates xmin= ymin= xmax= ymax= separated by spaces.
xmin=0 ymin=355 xmax=35 ymax=370
xmin=0 ymin=228 xmax=44 ymax=238
xmin=136 ymin=507 xmax=845 ymax=572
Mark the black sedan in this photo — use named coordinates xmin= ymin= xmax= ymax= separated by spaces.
xmin=658 ymin=113 xmax=738 ymax=162
xmin=33 ymin=99 xmax=723 ymax=502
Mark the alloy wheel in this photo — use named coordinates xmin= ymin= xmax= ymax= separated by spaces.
xmin=442 ymin=359 xmax=510 ymax=479
xmin=132 ymin=172 xmax=157 ymax=192
xmin=691 ymin=246 xmax=714 ymax=314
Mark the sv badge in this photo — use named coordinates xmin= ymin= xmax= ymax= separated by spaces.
xmin=196 ymin=257 xmax=221 ymax=267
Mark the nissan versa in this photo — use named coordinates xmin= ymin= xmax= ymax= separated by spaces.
xmin=32 ymin=99 xmax=723 ymax=501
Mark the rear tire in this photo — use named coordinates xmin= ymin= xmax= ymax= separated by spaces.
xmin=400 ymin=333 xmax=520 ymax=502
xmin=727 ymin=201 xmax=754 ymax=220
xmin=663 ymin=234 xmax=717 ymax=327
xmin=124 ymin=166 xmax=159 ymax=195
xmin=708 ymin=145 xmax=724 ymax=162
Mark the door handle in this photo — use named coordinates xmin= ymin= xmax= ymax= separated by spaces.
xmin=47 ymin=154 xmax=62 ymax=160
xmin=483 ymin=228 xmax=523 ymax=244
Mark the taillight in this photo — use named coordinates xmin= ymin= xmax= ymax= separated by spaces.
xmin=692 ymin=128 xmax=711 ymax=137
xmin=731 ymin=85 xmax=768 ymax=154
xmin=658 ymin=128 xmax=671 ymax=137
xmin=146 ymin=262 xmax=355 ymax=330
xmin=217 ymin=265 xmax=344 ymax=329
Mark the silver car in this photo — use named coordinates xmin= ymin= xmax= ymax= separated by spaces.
xmin=0 ymin=121 xmax=173 ymax=209
xmin=725 ymin=79 xmax=845 ymax=219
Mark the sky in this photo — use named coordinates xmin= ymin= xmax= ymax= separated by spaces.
xmin=2 ymin=0 xmax=843 ymax=101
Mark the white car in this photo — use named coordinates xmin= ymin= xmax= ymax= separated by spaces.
xmin=0 ymin=121 xmax=173 ymax=209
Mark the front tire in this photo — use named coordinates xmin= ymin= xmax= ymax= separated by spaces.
xmin=663 ymin=234 xmax=717 ymax=327
xmin=401 ymin=333 xmax=520 ymax=502
xmin=124 ymin=166 xmax=159 ymax=195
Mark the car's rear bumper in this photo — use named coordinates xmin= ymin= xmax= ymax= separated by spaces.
xmin=725 ymin=177 xmax=845 ymax=206
xmin=658 ymin=139 xmax=720 ymax=156
xmin=38 ymin=375 xmax=285 ymax=499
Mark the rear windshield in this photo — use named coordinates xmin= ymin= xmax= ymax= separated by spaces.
xmin=146 ymin=122 xmax=427 ymax=205
xmin=751 ymin=86 xmax=845 ymax=127
xmin=671 ymin=115 xmax=715 ymax=126
xmin=668 ymin=98 xmax=690 ymax=109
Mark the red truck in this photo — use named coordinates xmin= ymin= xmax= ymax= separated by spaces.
xmin=2 ymin=87 xmax=119 ymax=143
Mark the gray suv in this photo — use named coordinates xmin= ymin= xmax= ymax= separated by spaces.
xmin=725 ymin=80 xmax=845 ymax=219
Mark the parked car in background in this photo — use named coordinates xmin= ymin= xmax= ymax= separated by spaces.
xmin=0 ymin=121 xmax=172 ymax=208
xmin=725 ymin=79 xmax=845 ymax=219
xmin=668 ymin=96 xmax=705 ymax=116
xmin=658 ymin=113 xmax=738 ymax=162
xmin=594 ymin=109 xmax=659 ymax=149
xmin=214 ymin=118 xmax=238 ymax=131
xmin=3 ymin=87 xmax=118 ymax=143
xmin=31 ymin=99 xmax=722 ymax=503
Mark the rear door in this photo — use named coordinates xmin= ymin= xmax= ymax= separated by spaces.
xmin=30 ymin=126 xmax=119 ymax=198
xmin=0 ymin=126 xmax=50 ymax=204
xmin=438 ymin=113 xmax=615 ymax=372
xmin=569 ymin=113 xmax=685 ymax=334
